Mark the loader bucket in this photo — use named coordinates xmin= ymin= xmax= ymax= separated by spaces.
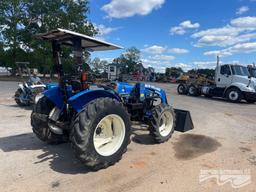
xmin=174 ymin=109 xmax=194 ymax=132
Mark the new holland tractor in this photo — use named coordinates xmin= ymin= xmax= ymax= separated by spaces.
xmin=31 ymin=29 xmax=193 ymax=170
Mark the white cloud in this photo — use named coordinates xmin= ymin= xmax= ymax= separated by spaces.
xmin=193 ymin=61 xmax=218 ymax=69
xmin=174 ymin=63 xmax=193 ymax=71
xmin=142 ymin=45 xmax=167 ymax=54
xmin=101 ymin=0 xmax=165 ymax=19
xmin=197 ymin=35 xmax=233 ymax=47
xmin=170 ymin=26 xmax=186 ymax=35
xmin=100 ymin=57 xmax=115 ymax=63
xmin=203 ymin=42 xmax=256 ymax=57
xmin=142 ymin=45 xmax=189 ymax=55
xmin=192 ymin=26 xmax=242 ymax=38
xmin=231 ymin=16 xmax=256 ymax=28
xmin=94 ymin=24 xmax=119 ymax=36
xmin=192 ymin=16 xmax=256 ymax=48
xmin=150 ymin=54 xmax=175 ymax=61
xmin=236 ymin=6 xmax=249 ymax=15
xmin=168 ymin=48 xmax=189 ymax=54
xmin=204 ymin=50 xmax=232 ymax=57
xmin=180 ymin=20 xmax=200 ymax=29
xmin=228 ymin=42 xmax=256 ymax=54
xmin=142 ymin=58 xmax=170 ymax=72
xmin=170 ymin=20 xmax=200 ymax=35
xmin=142 ymin=54 xmax=175 ymax=72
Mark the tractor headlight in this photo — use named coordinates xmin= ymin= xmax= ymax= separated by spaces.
xmin=35 ymin=93 xmax=43 ymax=104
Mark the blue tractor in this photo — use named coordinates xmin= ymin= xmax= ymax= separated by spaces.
xmin=31 ymin=29 xmax=193 ymax=170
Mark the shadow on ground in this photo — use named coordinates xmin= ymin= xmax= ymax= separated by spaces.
xmin=0 ymin=133 xmax=90 ymax=174
xmin=131 ymin=126 xmax=156 ymax=145
xmin=0 ymin=126 xmax=155 ymax=175
xmin=0 ymin=103 xmax=33 ymax=110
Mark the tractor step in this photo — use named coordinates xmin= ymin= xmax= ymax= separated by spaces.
xmin=174 ymin=109 xmax=194 ymax=132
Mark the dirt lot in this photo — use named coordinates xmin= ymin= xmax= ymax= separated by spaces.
xmin=0 ymin=81 xmax=255 ymax=192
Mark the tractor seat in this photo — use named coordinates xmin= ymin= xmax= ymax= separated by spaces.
xmin=129 ymin=83 xmax=141 ymax=102
xmin=70 ymin=80 xmax=82 ymax=92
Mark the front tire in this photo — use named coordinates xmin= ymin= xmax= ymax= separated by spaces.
xmin=226 ymin=87 xmax=242 ymax=103
xmin=149 ymin=104 xmax=176 ymax=143
xmin=31 ymin=96 xmax=66 ymax=144
xmin=70 ymin=98 xmax=131 ymax=170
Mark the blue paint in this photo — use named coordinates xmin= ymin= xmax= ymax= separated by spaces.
xmin=45 ymin=83 xmax=58 ymax=90
xmin=43 ymin=86 xmax=65 ymax=109
xmin=68 ymin=89 xmax=121 ymax=112
xmin=43 ymin=81 xmax=168 ymax=114
xmin=116 ymin=82 xmax=134 ymax=95
xmin=144 ymin=84 xmax=168 ymax=104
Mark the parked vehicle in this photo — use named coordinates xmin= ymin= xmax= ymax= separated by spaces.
xmin=14 ymin=81 xmax=56 ymax=106
xmin=31 ymin=28 xmax=193 ymax=170
xmin=177 ymin=59 xmax=256 ymax=103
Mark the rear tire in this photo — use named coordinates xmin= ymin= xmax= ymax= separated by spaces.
xmin=226 ymin=87 xmax=242 ymax=103
xmin=14 ymin=88 xmax=28 ymax=106
xmin=70 ymin=98 xmax=131 ymax=170
xmin=31 ymin=96 xmax=66 ymax=144
xmin=188 ymin=85 xmax=199 ymax=96
xmin=177 ymin=84 xmax=187 ymax=95
xmin=149 ymin=104 xmax=176 ymax=143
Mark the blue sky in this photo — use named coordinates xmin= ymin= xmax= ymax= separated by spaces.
xmin=89 ymin=0 xmax=256 ymax=72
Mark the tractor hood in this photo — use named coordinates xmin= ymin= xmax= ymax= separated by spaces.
xmin=37 ymin=28 xmax=123 ymax=51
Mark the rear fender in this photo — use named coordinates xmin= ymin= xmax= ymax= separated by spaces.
xmin=68 ymin=89 xmax=121 ymax=112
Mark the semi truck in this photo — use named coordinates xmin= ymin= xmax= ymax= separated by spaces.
xmin=177 ymin=59 xmax=256 ymax=103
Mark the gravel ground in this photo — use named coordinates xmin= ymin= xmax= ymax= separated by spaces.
xmin=0 ymin=81 xmax=255 ymax=192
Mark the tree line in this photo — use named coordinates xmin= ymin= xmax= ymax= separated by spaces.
xmin=0 ymin=0 xmax=97 ymax=75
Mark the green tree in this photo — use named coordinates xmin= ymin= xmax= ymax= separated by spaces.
xmin=0 ymin=0 xmax=97 ymax=75
xmin=165 ymin=67 xmax=183 ymax=78
xmin=187 ymin=68 xmax=215 ymax=78
xmin=91 ymin=57 xmax=109 ymax=74
xmin=113 ymin=47 xmax=141 ymax=74
xmin=0 ymin=0 xmax=28 ymax=71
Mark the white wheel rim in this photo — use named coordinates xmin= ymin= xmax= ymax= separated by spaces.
xmin=93 ymin=114 xmax=126 ymax=156
xmin=158 ymin=111 xmax=174 ymax=137
xmin=229 ymin=91 xmax=238 ymax=101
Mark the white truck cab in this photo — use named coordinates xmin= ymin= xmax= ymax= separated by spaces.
xmin=214 ymin=64 xmax=256 ymax=102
